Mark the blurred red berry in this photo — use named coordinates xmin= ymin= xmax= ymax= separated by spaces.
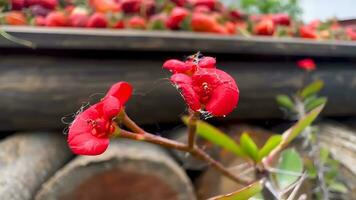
xmin=191 ymin=0 xmax=217 ymax=10
xmin=90 ymin=0 xmax=120 ymax=13
xmin=191 ymin=13 xmax=216 ymax=32
xmin=166 ymin=7 xmax=189 ymax=30
xmin=34 ymin=16 xmax=46 ymax=26
xmin=5 ymin=11 xmax=27 ymax=25
xmin=300 ymin=26 xmax=318 ymax=39
xmin=69 ymin=9 xmax=89 ymax=27
xmin=271 ymin=13 xmax=290 ymax=26
xmin=254 ymin=18 xmax=275 ymax=36
xmin=127 ymin=16 xmax=146 ymax=29
xmin=170 ymin=0 xmax=187 ymax=6
xmin=25 ymin=0 xmax=40 ymax=7
xmin=86 ymin=13 xmax=107 ymax=28
xmin=297 ymin=59 xmax=316 ymax=71
xmin=346 ymin=27 xmax=356 ymax=40
xmin=113 ymin=20 xmax=125 ymax=29
xmin=45 ymin=11 xmax=68 ymax=27
xmin=39 ymin=0 xmax=58 ymax=10
xmin=11 ymin=0 xmax=25 ymax=10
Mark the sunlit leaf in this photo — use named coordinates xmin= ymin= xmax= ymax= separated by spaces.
xmin=275 ymin=148 xmax=303 ymax=190
xmin=210 ymin=180 xmax=264 ymax=200
xmin=182 ymin=116 xmax=245 ymax=157
xmin=329 ymin=181 xmax=348 ymax=193
xmin=281 ymin=105 xmax=324 ymax=146
xmin=276 ymin=95 xmax=295 ymax=111
xmin=258 ymin=135 xmax=282 ymax=162
xmin=305 ymin=97 xmax=327 ymax=112
xmin=249 ymin=192 xmax=264 ymax=200
xmin=300 ymin=80 xmax=324 ymax=99
xmin=240 ymin=132 xmax=259 ymax=162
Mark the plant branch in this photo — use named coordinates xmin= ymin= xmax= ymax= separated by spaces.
xmin=121 ymin=110 xmax=146 ymax=134
xmin=187 ymin=111 xmax=199 ymax=149
xmin=118 ymin=129 xmax=250 ymax=185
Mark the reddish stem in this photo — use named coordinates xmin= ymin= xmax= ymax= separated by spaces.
xmin=187 ymin=111 xmax=199 ymax=149
xmin=121 ymin=110 xmax=145 ymax=134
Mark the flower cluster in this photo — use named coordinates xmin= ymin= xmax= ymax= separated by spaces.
xmin=67 ymin=82 xmax=132 ymax=155
xmin=163 ymin=54 xmax=239 ymax=117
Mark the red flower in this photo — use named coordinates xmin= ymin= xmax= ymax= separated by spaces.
xmin=67 ymin=82 xmax=132 ymax=155
xmin=163 ymin=55 xmax=239 ymax=117
xmin=254 ymin=18 xmax=275 ymax=36
xmin=297 ymin=59 xmax=316 ymax=71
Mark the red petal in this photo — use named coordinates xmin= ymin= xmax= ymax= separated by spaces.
xmin=100 ymin=95 xmax=121 ymax=119
xmin=68 ymin=131 xmax=109 ymax=155
xmin=205 ymin=83 xmax=239 ymax=116
xmin=170 ymin=73 xmax=201 ymax=111
xmin=105 ymin=82 xmax=133 ymax=105
xmin=163 ymin=59 xmax=193 ymax=74
xmin=67 ymin=106 xmax=109 ymax=155
xmin=198 ymin=56 xmax=216 ymax=68
xmin=193 ymin=68 xmax=239 ymax=116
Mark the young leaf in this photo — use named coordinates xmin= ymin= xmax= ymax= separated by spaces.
xmin=300 ymin=80 xmax=324 ymax=99
xmin=249 ymin=193 xmax=264 ymax=200
xmin=281 ymin=105 xmax=324 ymax=146
xmin=319 ymin=147 xmax=329 ymax=164
xmin=276 ymin=95 xmax=295 ymax=111
xmin=275 ymin=148 xmax=303 ymax=190
xmin=328 ymin=181 xmax=348 ymax=193
xmin=305 ymin=97 xmax=327 ymax=112
xmin=210 ymin=180 xmax=264 ymax=200
xmin=258 ymin=135 xmax=282 ymax=162
xmin=182 ymin=116 xmax=245 ymax=157
xmin=240 ymin=132 xmax=259 ymax=162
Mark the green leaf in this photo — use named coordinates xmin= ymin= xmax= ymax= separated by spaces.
xmin=257 ymin=135 xmax=282 ymax=162
xmin=300 ymin=80 xmax=324 ymax=99
xmin=240 ymin=133 xmax=259 ymax=162
xmin=329 ymin=181 xmax=348 ymax=193
xmin=212 ymin=180 xmax=264 ymax=200
xmin=281 ymin=105 xmax=324 ymax=146
xmin=276 ymin=95 xmax=295 ymax=111
xmin=319 ymin=147 xmax=330 ymax=164
xmin=249 ymin=193 xmax=264 ymax=200
xmin=182 ymin=116 xmax=245 ymax=157
xmin=305 ymin=97 xmax=327 ymax=112
xmin=275 ymin=148 xmax=303 ymax=190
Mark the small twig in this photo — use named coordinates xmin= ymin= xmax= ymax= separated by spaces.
xmin=286 ymin=172 xmax=307 ymax=200
xmin=118 ymin=129 xmax=250 ymax=185
xmin=121 ymin=110 xmax=146 ymax=134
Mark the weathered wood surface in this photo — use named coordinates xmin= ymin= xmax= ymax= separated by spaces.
xmin=318 ymin=123 xmax=356 ymax=200
xmin=0 ymin=52 xmax=355 ymax=130
xmin=0 ymin=132 xmax=72 ymax=200
xmin=35 ymin=139 xmax=196 ymax=200
xmin=1 ymin=26 xmax=356 ymax=130
xmin=1 ymin=26 xmax=356 ymax=57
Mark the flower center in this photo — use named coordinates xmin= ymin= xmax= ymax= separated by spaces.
xmin=200 ymin=82 xmax=211 ymax=104
xmin=88 ymin=118 xmax=114 ymax=138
